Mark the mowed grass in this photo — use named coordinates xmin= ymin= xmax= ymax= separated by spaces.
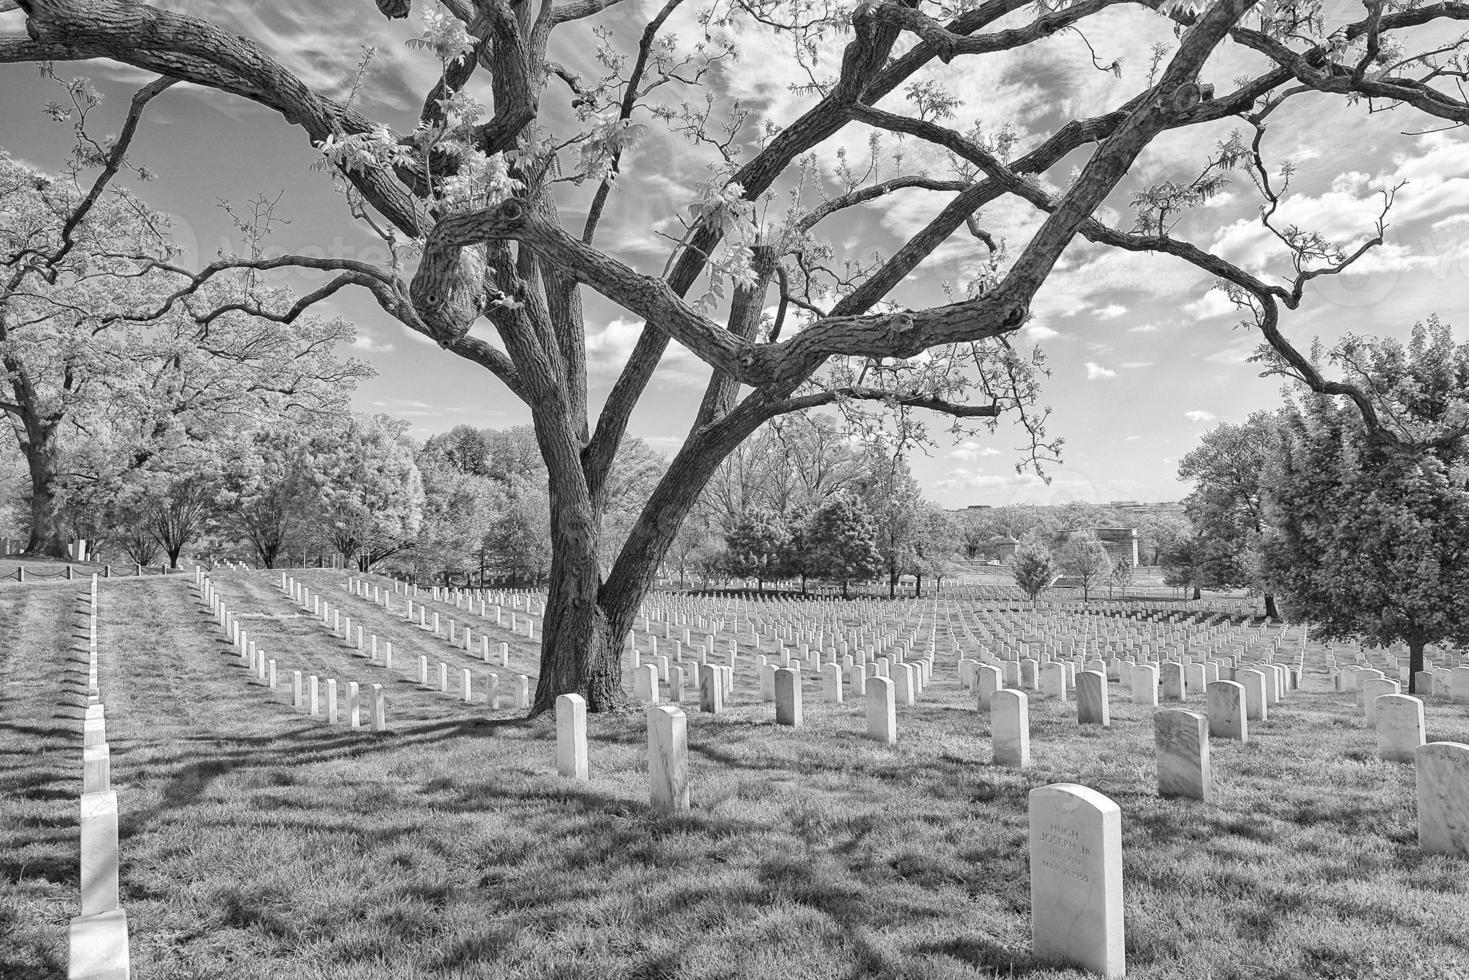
xmin=3 ymin=572 xmax=1469 ymax=979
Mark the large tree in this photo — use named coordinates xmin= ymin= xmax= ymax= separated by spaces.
xmin=7 ymin=0 xmax=1466 ymax=713
xmin=1262 ymin=319 xmax=1469 ymax=693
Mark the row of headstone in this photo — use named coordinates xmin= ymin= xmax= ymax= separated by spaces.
xmin=322 ymin=574 xmax=528 ymax=705
xmin=69 ymin=577 xmax=132 ymax=980
xmin=200 ymin=570 xmax=391 ymax=732
xmin=345 ymin=574 xmax=527 ymax=657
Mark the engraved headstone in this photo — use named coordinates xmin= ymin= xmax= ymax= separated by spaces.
xmin=1029 ymin=784 xmax=1126 ymax=979
xmin=1417 ymin=741 xmax=1469 ymax=856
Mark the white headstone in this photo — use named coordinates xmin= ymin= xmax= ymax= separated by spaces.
xmin=647 ymin=705 xmax=690 ymax=813
xmin=1377 ymin=694 xmax=1424 ymax=763
xmin=866 ymin=675 xmax=896 ymax=745
xmin=1155 ymin=708 xmax=1211 ymax=802
xmin=1417 ymin=741 xmax=1469 ymax=856
xmin=1206 ymin=680 xmax=1248 ymax=741
xmin=556 ymin=693 xmax=589 ymax=781
xmin=1029 ymin=783 xmax=1126 ymax=979
xmin=775 ymin=668 xmax=802 ymax=726
xmin=992 ymin=690 xmax=1030 ymax=768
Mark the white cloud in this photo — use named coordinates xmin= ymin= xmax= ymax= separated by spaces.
xmin=1128 ymin=323 xmax=1160 ymax=333
xmin=1119 ymin=361 xmax=1154 ymax=369
xmin=1096 ymin=304 xmax=1129 ymax=320
xmin=948 ymin=440 xmax=1005 ymax=461
xmin=1185 ymin=410 xmax=1216 ymax=423
xmin=351 ymin=335 xmax=396 ymax=354
xmin=1026 ymin=323 xmax=1060 ymax=340
xmin=586 ymin=317 xmax=709 ymax=388
xmin=1182 ymin=290 xmax=1240 ymax=321
xmin=1085 ymin=362 xmax=1117 ymax=380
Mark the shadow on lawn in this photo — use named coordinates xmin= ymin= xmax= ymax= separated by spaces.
xmin=120 ymin=714 xmax=530 ymax=825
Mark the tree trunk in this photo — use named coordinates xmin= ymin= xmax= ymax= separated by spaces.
xmin=1408 ymin=640 xmax=1425 ymax=694
xmin=915 ymin=572 xmax=923 ymax=598
xmin=21 ymin=423 xmax=68 ymax=558
xmin=1192 ymin=583 xmax=1201 ymax=600
xmin=1264 ymin=593 xmax=1279 ymax=620
xmin=888 ymin=567 xmax=896 ymax=599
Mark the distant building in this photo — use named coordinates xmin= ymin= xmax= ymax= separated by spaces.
xmin=1090 ymin=527 xmax=1140 ymax=567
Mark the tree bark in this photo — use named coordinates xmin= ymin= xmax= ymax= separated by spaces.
xmin=20 ymin=420 xmax=67 ymax=558
xmin=1408 ymin=640 xmax=1425 ymax=694
xmin=1264 ymin=592 xmax=1279 ymax=620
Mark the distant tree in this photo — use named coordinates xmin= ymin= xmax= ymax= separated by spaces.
xmin=218 ymin=429 xmax=313 ymax=569
xmin=414 ymin=449 xmax=499 ymax=583
xmin=484 ymin=474 xmax=552 ymax=584
xmin=854 ymin=446 xmax=926 ymax=598
xmin=1179 ymin=412 xmax=1284 ymax=618
xmin=721 ymin=507 xmax=792 ymax=592
xmin=1137 ymin=513 xmax=1192 ymax=566
xmin=667 ymin=512 xmax=716 ymax=589
xmin=1058 ymin=530 xmax=1113 ymax=602
xmin=1161 ymin=532 xmax=1207 ymax=600
xmin=1109 ymin=558 xmax=1134 ymax=598
xmin=1262 ymin=319 xmax=1469 ymax=692
xmin=911 ymin=505 xmax=958 ymax=597
xmin=1011 ymin=540 xmax=1056 ymax=604
xmin=957 ymin=516 xmax=990 ymax=560
xmin=804 ymin=494 xmax=883 ymax=599
xmin=304 ymin=415 xmax=425 ymax=571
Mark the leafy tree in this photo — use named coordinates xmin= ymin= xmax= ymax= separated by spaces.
xmin=1137 ymin=513 xmax=1192 ymax=567
xmin=1262 ymin=320 xmax=1469 ymax=692
xmin=1161 ymin=533 xmax=1207 ymax=600
xmin=1179 ymin=412 xmax=1284 ymax=617
xmin=483 ymin=473 xmax=552 ymax=584
xmin=1109 ymin=558 xmax=1135 ymax=598
xmin=721 ymin=507 xmax=791 ymax=592
xmin=218 ymin=429 xmax=314 ymax=568
xmin=303 ymin=415 xmax=424 ymax=571
xmin=854 ymin=445 xmax=927 ymax=598
xmin=667 ymin=511 xmax=716 ymax=589
xmin=413 ymin=447 xmax=500 ymax=583
xmin=9 ymin=1 xmax=1463 ymax=712
xmin=0 ymin=121 xmax=363 ymax=557
xmin=804 ymin=494 xmax=883 ymax=599
xmin=1012 ymin=540 xmax=1056 ymax=604
xmin=911 ymin=504 xmax=958 ymax=597
xmin=1058 ymin=530 xmax=1113 ymax=602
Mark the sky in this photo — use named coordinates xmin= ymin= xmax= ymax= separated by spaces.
xmin=2 ymin=0 xmax=1466 ymax=510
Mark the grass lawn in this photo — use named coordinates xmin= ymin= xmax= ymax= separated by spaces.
xmin=2 ymin=570 xmax=1468 ymax=979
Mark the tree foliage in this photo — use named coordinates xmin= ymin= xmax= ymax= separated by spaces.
xmin=1179 ymin=412 xmax=1283 ymax=615
xmin=1262 ymin=319 xmax=1469 ymax=691
xmin=1058 ymin=530 xmax=1113 ymax=602
xmin=804 ymin=493 xmax=884 ymax=598
xmin=1011 ymin=539 xmax=1056 ymax=603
